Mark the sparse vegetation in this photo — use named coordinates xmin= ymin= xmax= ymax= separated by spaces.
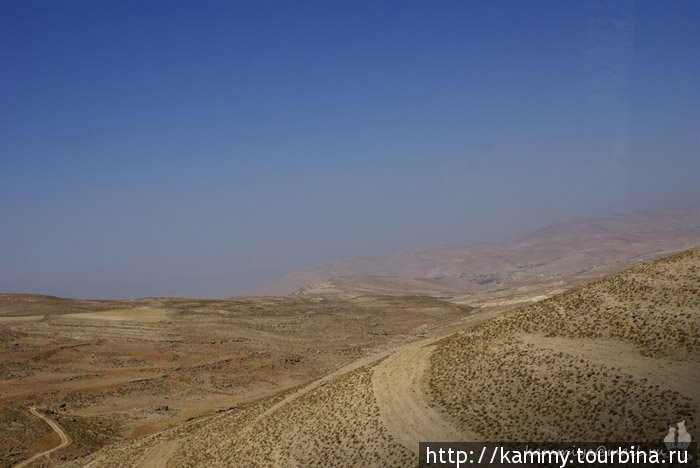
xmin=3 ymin=249 xmax=699 ymax=466
xmin=0 ymin=295 xmax=469 ymax=467
xmin=429 ymin=248 xmax=700 ymax=442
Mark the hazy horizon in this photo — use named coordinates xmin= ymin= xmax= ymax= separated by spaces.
xmin=2 ymin=1 xmax=699 ymax=299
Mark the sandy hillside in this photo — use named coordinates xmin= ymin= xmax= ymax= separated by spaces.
xmin=430 ymin=247 xmax=700 ymax=442
xmin=4 ymin=248 xmax=696 ymax=467
xmin=54 ymin=248 xmax=699 ymax=467
xmin=0 ymin=295 xmax=471 ymax=468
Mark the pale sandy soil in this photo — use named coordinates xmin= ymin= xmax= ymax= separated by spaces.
xmin=372 ymin=342 xmax=477 ymax=450
xmin=0 ymin=295 xmax=472 ymax=467
xmin=61 ymin=308 xmax=168 ymax=323
xmin=5 ymin=248 xmax=699 ymax=467
xmin=61 ymin=310 xmax=501 ymax=467
xmin=430 ymin=248 xmax=700 ymax=442
xmin=518 ymin=333 xmax=700 ymax=398
xmin=134 ymin=439 xmax=180 ymax=468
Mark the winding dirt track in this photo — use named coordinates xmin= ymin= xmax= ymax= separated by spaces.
xmin=69 ymin=313 xmax=496 ymax=467
xmin=258 ymin=311 xmax=499 ymax=425
xmin=13 ymin=407 xmax=72 ymax=468
xmin=372 ymin=341 xmax=480 ymax=451
xmin=251 ymin=314 xmax=492 ymax=460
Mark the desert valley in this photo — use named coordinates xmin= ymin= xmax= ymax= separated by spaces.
xmin=1 ymin=208 xmax=698 ymax=467
xmin=4 ymin=1 xmax=700 ymax=465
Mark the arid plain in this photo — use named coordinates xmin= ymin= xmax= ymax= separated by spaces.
xmin=1 ymin=210 xmax=699 ymax=467
xmin=0 ymin=295 xmax=473 ymax=467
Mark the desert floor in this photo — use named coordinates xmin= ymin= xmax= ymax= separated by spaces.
xmin=3 ymin=248 xmax=699 ymax=467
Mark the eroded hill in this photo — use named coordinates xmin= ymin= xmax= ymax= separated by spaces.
xmin=58 ymin=249 xmax=699 ymax=467
xmin=6 ymin=248 xmax=700 ymax=468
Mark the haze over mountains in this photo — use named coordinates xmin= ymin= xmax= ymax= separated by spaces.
xmin=2 ymin=211 xmax=698 ymax=467
xmin=254 ymin=208 xmax=700 ymax=298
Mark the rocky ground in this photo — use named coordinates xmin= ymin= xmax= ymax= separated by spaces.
xmin=0 ymin=295 xmax=471 ymax=467
xmin=3 ymin=248 xmax=698 ymax=467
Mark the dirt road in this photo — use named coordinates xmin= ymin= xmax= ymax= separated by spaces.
xmin=372 ymin=341 xmax=480 ymax=451
xmin=13 ymin=407 xmax=72 ymax=468
xmin=256 ymin=311 xmax=497 ymax=426
xmin=253 ymin=312 xmax=494 ymax=455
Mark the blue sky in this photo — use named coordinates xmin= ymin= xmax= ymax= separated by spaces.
xmin=1 ymin=1 xmax=698 ymax=298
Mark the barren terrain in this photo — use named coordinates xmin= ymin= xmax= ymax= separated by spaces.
xmin=430 ymin=248 xmax=700 ymax=442
xmin=12 ymin=248 xmax=688 ymax=467
xmin=2 ymin=247 xmax=698 ymax=467
xmin=0 ymin=295 xmax=471 ymax=467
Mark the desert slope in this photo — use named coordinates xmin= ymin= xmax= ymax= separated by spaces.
xmin=254 ymin=208 xmax=700 ymax=297
xmin=66 ymin=248 xmax=699 ymax=467
xmin=430 ymin=247 xmax=700 ymax=442
xmin=0 ymin=295 xmax=471 ymax=468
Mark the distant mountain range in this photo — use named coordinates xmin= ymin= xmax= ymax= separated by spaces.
xmin=252 ymin=208 xmax=700 ymax=298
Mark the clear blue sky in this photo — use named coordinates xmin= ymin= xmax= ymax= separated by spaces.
xmin=1 ymin=1 xmax=698 ymax=298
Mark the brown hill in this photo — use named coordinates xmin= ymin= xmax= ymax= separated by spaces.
xmin=67 ymin=249 xmax=699 ymax=467
xmin=254 ymin=208 xmax=700 ymax=298
xmin=0 ymin=294 xmax=471 ymax=467
xmin=430 ymin=247 xmax=700 ymax=442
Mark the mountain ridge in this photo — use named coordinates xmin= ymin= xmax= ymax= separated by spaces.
xmin=252 ymin=207 xmax=700 ymax=297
